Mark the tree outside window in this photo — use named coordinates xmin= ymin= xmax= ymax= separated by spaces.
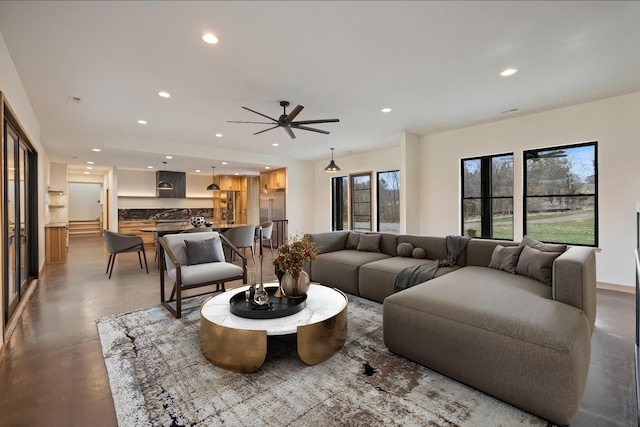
xmin=331 ymin=176 xmax=348 ymax=231
xmin=524 ymin=142 xmax=598 ymax=246
xmin=377 ymin=170 xmax=400 ymax=233
xmin=351 ymin=173 xmax=372 ymax=231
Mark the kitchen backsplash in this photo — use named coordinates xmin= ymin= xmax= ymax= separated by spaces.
xmin=118 ymin=208 xmax=214 ymax=221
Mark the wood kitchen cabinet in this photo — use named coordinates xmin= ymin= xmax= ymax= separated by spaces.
xmin=45 ymin=225 xmax=67 ymax=263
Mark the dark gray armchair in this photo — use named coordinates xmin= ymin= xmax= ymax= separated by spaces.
xmin=103 ymin=229 xmax=149 ymax=279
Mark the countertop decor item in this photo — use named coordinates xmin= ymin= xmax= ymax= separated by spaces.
xmin=190 ymin=216 xmax=205 ymax=228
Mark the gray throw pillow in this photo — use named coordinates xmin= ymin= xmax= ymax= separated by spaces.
xmin=397 ymin=242 xmax=414 ymax=257
xmin=184 ymin=237 xmax=222 ymax=265
xmin=412 ymin=247 xmax=426 ymax=259
xmin=515 ymin=245 xmax=562 ymax=285
xmin=520 ymin=235 xmax=567 ymax=253
xmin=346 ymin=232 xmax=361 ymax=250
xmin=488 ymin=245 xmax=524 ymax=274
xmin=357 ymin=234 xmax=381 ymax=253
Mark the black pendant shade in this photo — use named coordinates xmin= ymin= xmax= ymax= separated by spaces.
xmin=157 ymin=161 xmax=174 ymax=190
xmin=324 ymin=148 xmax=341 ymax=173
xmin=207 ymin=166 xmax=220 ymax=190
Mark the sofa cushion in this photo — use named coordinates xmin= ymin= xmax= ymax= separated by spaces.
xmin=520 ymin=235 xmax=567 ymax=253
xmin=310 ymin=250 xmax=390 ymax=295
xmin=397 ymin=242 xmax=414 ymax=257
xmin=307 ymin=231 xmax=349 ymax=254
xmin=357 ymin=233 xmax=381 ymax=252
xmin=346 ymin=232 xmax=361 ymax=249
xmin=465 ymin=239 xmax=518 ymax=267
xmin=397 ymin=235 xmax=453 ymax=263
xmin=412 ymin=247 xmax=426 ymax=259
xmin=516 ymin=245 xmax=562 ymax=286
xmin=488 ymin=245 xmax=523 ymax=274
xmin=359 ymin=257 xmax=459 ymax=303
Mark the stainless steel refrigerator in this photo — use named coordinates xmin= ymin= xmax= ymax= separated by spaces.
xmin=259 ymin=189 xmax=286 ymax=247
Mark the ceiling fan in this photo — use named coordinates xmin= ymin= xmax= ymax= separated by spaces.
xmin=227 ymin=101 xmax=339 ymax=139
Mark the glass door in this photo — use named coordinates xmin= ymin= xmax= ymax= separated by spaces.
xmin=3 ymin=122 xmax=33 ymax=324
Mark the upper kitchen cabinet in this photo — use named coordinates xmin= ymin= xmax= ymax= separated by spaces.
xmin=157 ymin=170 xmax=186 ymax=198
xmin=260 ymin=168 xmax=286 ymax=190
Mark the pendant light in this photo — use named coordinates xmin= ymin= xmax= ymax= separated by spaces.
xmin=206 ymin=166 xmax=220 ymax=190
xmin=324 ymin=148 xmax=341 ymax=173
xmin=157 ymin=161 xmax=174 ymax=190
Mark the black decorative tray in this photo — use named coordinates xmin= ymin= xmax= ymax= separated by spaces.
xmin=229 ymin=286 xmax=307 ymax=319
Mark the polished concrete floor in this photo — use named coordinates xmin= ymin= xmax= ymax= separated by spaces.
xmin=0 ymin=236 xmax=636 ymax=426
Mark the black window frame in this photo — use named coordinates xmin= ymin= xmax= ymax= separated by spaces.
xmin=376 ymin=170 xmax=400 ymax=234
xmin=331 ymin=175 xmax=348 ymax=231
xmin=523 ymin=141 xmax=598 ymax=247
xmin=461 ymin=152 xmax=514 ymax=240
xmin=350 ymin=172 xmax=372 ymax=232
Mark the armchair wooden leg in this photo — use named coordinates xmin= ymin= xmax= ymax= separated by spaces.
xmin=106 ymin=254 xmax=113 ymax=274
xmin=137 ymin=252 xmax=143 ymax=269
xmin=250 ymin=246 xmax=255 ymax=264
xmin=141 ymin=247 xmax=149 ymax=274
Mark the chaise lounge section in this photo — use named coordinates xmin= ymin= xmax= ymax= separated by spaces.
xmin=305 ymin=231 xmax=596 ymax=425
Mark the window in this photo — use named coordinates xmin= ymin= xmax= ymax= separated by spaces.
xmin=461 ymin=153 xmax=514 ymax=239
xmin=350 ymin=173 xmax=372 ymax=231
xmin=377 ymin=170 xmax=400 ymax=233
xmin=524 ymin=142 xmax=597 ymax=246
xmin=331 ymin=176 xmax=348 ymax=231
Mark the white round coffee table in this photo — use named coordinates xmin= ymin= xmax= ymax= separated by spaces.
xmin=200 ymin=283 xmax=348 ymax=373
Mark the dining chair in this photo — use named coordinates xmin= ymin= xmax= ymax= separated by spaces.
xmin=181 ymin=227 xmax=214 ymax=233
xmin=254 ymin=221 xmax=275 ymax=256
xmin=103 ymin=229 xmax=149 ymax=279
xmin=223 ymin=225 xmax=256 ymax=263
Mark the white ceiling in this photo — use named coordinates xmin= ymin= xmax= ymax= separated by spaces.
xmin=1 ymin=1 xmax=639 ymax=176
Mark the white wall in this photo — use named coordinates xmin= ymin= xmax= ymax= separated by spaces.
xmin=313 ymin=146 xmax=401 ymax=232
xmin=420 ymin=91 xmax=640 ymax=287
xmin=68 ymin=182 xmax=101 ymax=220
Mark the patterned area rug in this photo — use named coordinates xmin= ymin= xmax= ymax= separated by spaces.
xmin=96 ymin=292 xmax=552 ymax=426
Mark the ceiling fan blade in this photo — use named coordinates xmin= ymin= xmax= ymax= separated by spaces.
xmin=227 ymin=121 xmax=276 ymax=124
xmin=291 ymin=124 xmax=330 ymax=134
xmin=292 ymin=118 xmax=340 ymax=125
xmin=283 ymin=126 xmax=296 ymax=139
xmin=284 ymin=105 xmax=304 ymax=123
xmin=241 ymin=107 xmax=278 ymax=122
xmin=253 ymin=125 xmax=280 ymax=135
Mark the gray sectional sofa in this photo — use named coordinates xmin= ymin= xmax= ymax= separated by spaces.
xmin=305 ymin=230 xmax=596 ymax=425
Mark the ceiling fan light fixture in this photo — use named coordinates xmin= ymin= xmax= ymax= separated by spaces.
xmin=206 ymin=166 xmax=220 ymax=190
xmin=324 ymin=148 xmax=341 ymax=173
xmin=157 ymin=161 xmax=174 ymax=190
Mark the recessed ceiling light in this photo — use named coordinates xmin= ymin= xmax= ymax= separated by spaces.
xmin=84 ymin=172 xmax=90 ymax=175
xmin=86 ymin=166 xmax=93 ymax=170
xmin=92 ymin=148 xmax=101 ymax=152
xmin=137 ymin=120 xmax=147 ymax=125
xmin=499 ymin=68 xmax=518 ymax=77
xmin=381 ymin=108 xmax=392 ymax=113
xmin=147 ymin=166 xmax=153 ymax=169
xmin=234 ymin=173 xmax=239 ymax=176
xmin=165 ymin=155 xmax=172 ymax=159
xmin=222 ymin=162 xmax=228 ymax=165
xmin=272 ymin=143 xmax=279 ymax=147
xmin=158 ymin=91 xmax=171 ymax=98
xmin=265 ymin=166 xmax=271 ymax=169
xmin=202 ymin=33 xmax=219 ymax=44
xmin=215 ymin=133 xmax=223 ymax=138
xmin=87 ymin=161 xmax=94 ymax=164
xmin=195 ymin=169 xmax=201 ymax=173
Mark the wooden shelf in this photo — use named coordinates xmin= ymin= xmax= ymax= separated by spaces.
xmin=49 ymin=204 xmax=65 ymax=208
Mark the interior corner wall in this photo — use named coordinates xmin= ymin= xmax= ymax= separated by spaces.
xmin=313 ymin=146 xmax=401 ymax=233
xmin=420 ymin=91 xmax=640 ymax=287
xmin=400 ymin=132 xmax=420 ymax=234
xmin=284 ymin=160 xmax=315 ymax=237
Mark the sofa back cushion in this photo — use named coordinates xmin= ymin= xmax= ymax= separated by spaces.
xmin=465 ymin=239 xmax=518 ymax=267
xmin=398 ymin=235 xmax=447 ymax=261
xmin=307 ymin=231 xmax=350 ymax=254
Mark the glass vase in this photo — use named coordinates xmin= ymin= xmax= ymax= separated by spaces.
xmin=282 ymin=269 xmax=310 ymax=298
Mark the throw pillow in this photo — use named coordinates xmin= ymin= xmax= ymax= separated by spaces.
xmin=412 ymin=247 xmax=427 ymax=259
xmin=515 ymin=245 xmax=562 ymax=285
xmin=357 ymin=234 xmax=381 ymax=253
xmin=488 ymin=245 xmax=524 ymax=274
xmin=397 ymin=242 xmax=414 ymax=257
xmin=520 ymin=235 xmax=567 ymax=253
xmin=346 ymin=232 xmax=361 ymax=250
xmin=184 ymin=237 xmax=222 ymax=265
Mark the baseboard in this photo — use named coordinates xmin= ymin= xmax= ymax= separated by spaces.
xmin=597 ymin=281 xmax=635 ymax=294
xmin=4 ymin=279 xmax=39 ymax=344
